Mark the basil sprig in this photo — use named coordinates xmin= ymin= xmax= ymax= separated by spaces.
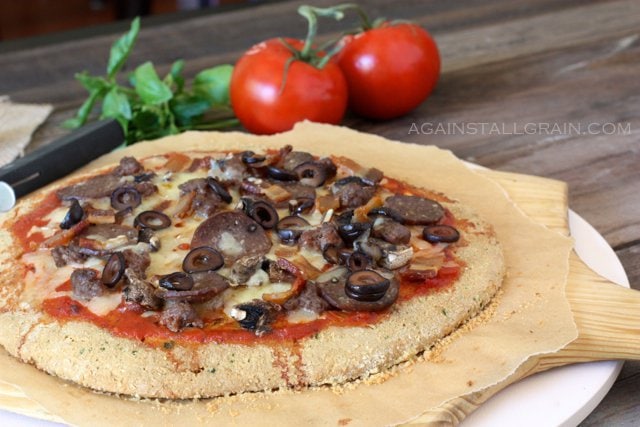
xmin=64 ymin=18 xmax=237 ymax=144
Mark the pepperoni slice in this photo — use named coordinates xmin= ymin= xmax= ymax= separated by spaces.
xmin=383 ymin=195 xmax=444 ymax=225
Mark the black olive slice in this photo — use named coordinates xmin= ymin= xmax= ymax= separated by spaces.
xmin=288 ymin=197 xmax=315 ymax=215
xmin=115 ymin=206 xmax=133 ymax=224
xmin=206 ymin=177 xmax=232 ymax=203
xmin=134 ymin=172 xmax=155 ymax=183
xmin=110 ymin=187 xmax=142 ymax=211
xmin=322 ymin=245 xmax=340 ymax=264
xmin=60 ymin=199 xmax=84 ymax=229
xmin=102 ymin=252 xmax=125 ymax=288
xmin=182 ymin=246 xmax=224 ymax=273
xmin=367 ymin=207 xmax=404 ymax=223
xmin=334 ymin=176 xmax=369 ymax=187
xmin=293 ymin=161 xmax=327 ymax=187
xmin=422 ymin=225 xmax=460 ymax=243
xmin=248 ymin=200 xmax=279 ymax=229
xmin=337 ymin=222 xmax=371 ymax=245
xmin=159 ymin=272 xmax=194 ymax=291
xmin=345 ymin=288 xmax=387 ymax=302
xmin=266 ymin=165 xmax=299 ymax=182
xmin=332 ymin=209 xmax=354 ymax=226
xmin=241 ymin=150 xmax=266 ymax=165
xmin=134 ymin=210 xmax=171 ymax=230
xmin=345 ymin=270 xmax=390 ymax=298
xmin=276 ymin=215 xmax=310 ymax=244
xmin=347 ymin=252 xmax=372 ymax=272
xmin=317 ymin=269 xmax=398 ymax=312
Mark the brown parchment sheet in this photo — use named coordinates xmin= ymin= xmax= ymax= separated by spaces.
xmin=0 ymin=122 xmax=576 ymax=426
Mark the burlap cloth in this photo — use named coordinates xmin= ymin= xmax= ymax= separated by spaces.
xmin=0 ymin=122 xmax=576 ymax=426
xmin=0 ymin=96 xmax=52 ymax=167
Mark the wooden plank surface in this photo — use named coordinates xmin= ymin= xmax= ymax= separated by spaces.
xmin=0 ymin=0 xmax=638 ymax=424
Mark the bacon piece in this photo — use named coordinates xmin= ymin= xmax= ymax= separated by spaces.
xmin=41 ymin=220 xmax=90 ymax=248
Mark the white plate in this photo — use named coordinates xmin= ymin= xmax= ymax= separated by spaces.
xmin=0 ymin=211 xmax=629 ymax=426
xmin=463 ymin=211 xmax=629 ymax=427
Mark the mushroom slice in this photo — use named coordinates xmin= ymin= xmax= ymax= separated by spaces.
xmin=230 ymin=299 xmax=281 ymax=336
xmin=355 ymin=238 xmax=413 ymax=270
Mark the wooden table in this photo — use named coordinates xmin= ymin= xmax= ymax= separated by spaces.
xmin=0 ymin=0 xmax=638 ymax=424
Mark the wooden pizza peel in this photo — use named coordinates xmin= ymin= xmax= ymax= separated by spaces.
xmin=411 ymin=170 xmax=640 ymax=425
xmin=0 ymin=131 xmax=637 ymax=425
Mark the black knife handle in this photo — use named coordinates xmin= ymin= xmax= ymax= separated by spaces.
xmin=0 ymin=119 xmax=124 ymax=198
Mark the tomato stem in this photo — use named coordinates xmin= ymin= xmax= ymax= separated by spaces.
xmin=297 ymin=5 xmax=349 ymax=66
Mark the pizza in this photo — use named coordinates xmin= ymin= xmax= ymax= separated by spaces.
xmin=0 ymin=144 xmax=504 ymax=399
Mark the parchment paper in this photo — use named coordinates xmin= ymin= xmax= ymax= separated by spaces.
xmin=0 ymin=122 xmax=576 ymax=426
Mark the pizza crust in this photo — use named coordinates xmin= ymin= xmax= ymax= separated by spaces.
xmin=0 ymin=164 xmax=503 ymax=398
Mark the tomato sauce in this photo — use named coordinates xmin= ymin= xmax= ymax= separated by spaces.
xmin=11 ymin=192 xmax=61 ymax=251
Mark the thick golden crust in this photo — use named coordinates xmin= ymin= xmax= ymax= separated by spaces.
xmin=0 ymin=151 xmax=504 ymax=399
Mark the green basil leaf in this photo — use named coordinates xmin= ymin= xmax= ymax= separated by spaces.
xmin=193 ymin=64 xmax=233 ymax=106
xmin=62 ymin=88 xmax=106 ymax=128
xmin=171 ymin=94 xmax=210 ymax=126
xmin=107 ymin=17 xmax=140 ymax=80
xmin=102 ymin=87 xmax=132 ymax=121
xmin=131 ymin=108 xmax=161 ymax=131
xmin=61 ymin=117 xmax=83 ymax=129
xmin=75 ymin=72 xmax=109 ymax=93
xmin=169 ymin=59 xmax=185 ymax=93
xmin=134 ymin=62 xmax=173 ymax=105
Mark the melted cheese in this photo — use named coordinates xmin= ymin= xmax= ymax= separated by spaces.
xmin=299 ymin=247 xmax=328 ymax=270
xmin=222 ymin=282 xmax=291 ymax=316
xmin=83 ymin=292 xmax=123 ymax=316
xmin=218 ymin=232 xmax=244 ymax=258
xmin=286 ymin=308 xmax=320 ymax=324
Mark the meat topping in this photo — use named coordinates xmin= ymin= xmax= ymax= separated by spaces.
xmin=81 ymin=224 xmax=138 ymax=242
xmin=179 ymin=178 xmax=222 ymax=217
xmin=123 ymin=268 xmax=161 ymax=310
xmin=122 ymin=249 xmax=151 ymax=278
xmin=57 ymin=174 xmax=123 ymax=200
xmin=159 ymin=300 xmax=203 ymax=332
xmin=267 ymin=260 xmax=296 ymax=283
xmin=298 ymin=223 xmax=343 ymax=252
xmin=71 ymin=268 xmax=104 ymax=301
xmin=283 ymin=151 xmax=314 ymax=171
xmin=191 ymin=211 xmax=272 ymax=263
xmin=372 ymin=219 xmax=411 ymax=245
xmin=160 ymin=271 xmax=229 ymax=302
xmin=333 ymin=181 xmax=376 ymax=208
xmin=383 ymin=195 xmax=445 ymax=225
xmin=283 ymin=282 xmax=329 ymax=314
xmin=52 ymin=245 xmax=87 ymax=267
xmin=113 ymin=156 xmax=144 ymax=176
xmin=229 ymin=255 xmax=264 ymax=284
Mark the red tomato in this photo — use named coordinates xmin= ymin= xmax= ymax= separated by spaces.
xmin=337 ymin=23 xmax=440 ymax=120
xmin=230 ymin=38 xmax=348 ymax=135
